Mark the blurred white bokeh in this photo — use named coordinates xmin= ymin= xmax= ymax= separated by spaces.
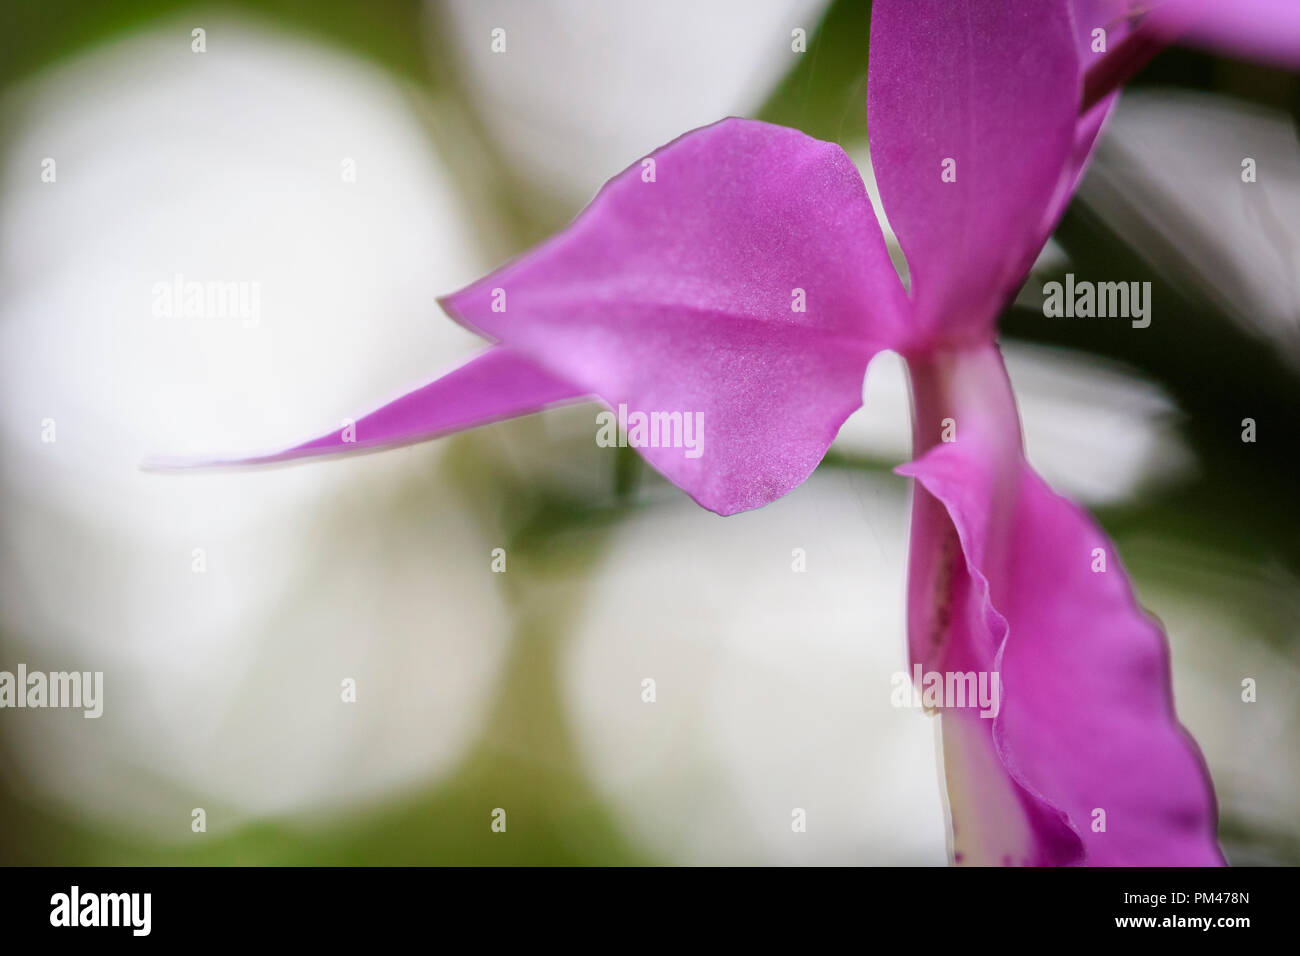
xmin=0 ymin=19 xmax=511 ymax=834
xmin=563 ymin=469 xmax=948 ymax=865
xmin=431 ymin=0 xmax=829 ymax=209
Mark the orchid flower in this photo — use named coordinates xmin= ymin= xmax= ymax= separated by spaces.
xmin=159 ymin=0 xmax=1300 ymax=865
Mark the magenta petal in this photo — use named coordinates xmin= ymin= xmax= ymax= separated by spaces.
xmin=1146 ymin=0 xmax=1300 ymax=67
xmin=145 ymin=346 xmax=586 ymax=468
xmin=899 ymin=345 xmax=1222 ymax=866
xmin=1043 ymin=2 xmax=1137 ymax=238
xmin=1071 ymin=1 xmax=1138 ymax=61
xmin=868 ymin=0 xmax=1080 ymax=344
xmin=998 ymin=464 xmax=1223 ymax=865
xmin=440 ymin=118 xmax=909 ymax=515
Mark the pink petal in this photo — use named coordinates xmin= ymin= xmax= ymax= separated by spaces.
xmin=1047 ymin=1 xmax=1137 ymax=234
xmin=867 ymin=0 xmax=1080 ymax=346
xmin=1071 ymin=1 xmax=1139 ymax=62
xmin=898 ymin=344 xmax=1222 ymax=866
xmin=1039 ymin=90 xmax=1120 ymax=253
xmin=1146 ymin=0 xmax=1300 ymax=68
xmin=145 ymin=346 xmax=586 ymax=468
xmin=440 ymin=118 xmax=909 ymax=515
xmin=1066 ymin=0 xmax=1300 ymax=235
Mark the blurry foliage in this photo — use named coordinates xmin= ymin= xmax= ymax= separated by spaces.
xmin=0 ymin=0 xmax=435 ymax=91
xmin=2 ymin=435 xmax=655 ymax=865
xmin=757 ymin=0 xmax=872 ymax=148
xmin=1002 ymin=51 xmax=1300 ymax=595
xmin=1009 ymin=199 xmax=1300 ymax=584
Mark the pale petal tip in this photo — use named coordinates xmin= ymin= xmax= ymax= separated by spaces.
xmin=139 ymin=452 xmax=232 ymax=471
